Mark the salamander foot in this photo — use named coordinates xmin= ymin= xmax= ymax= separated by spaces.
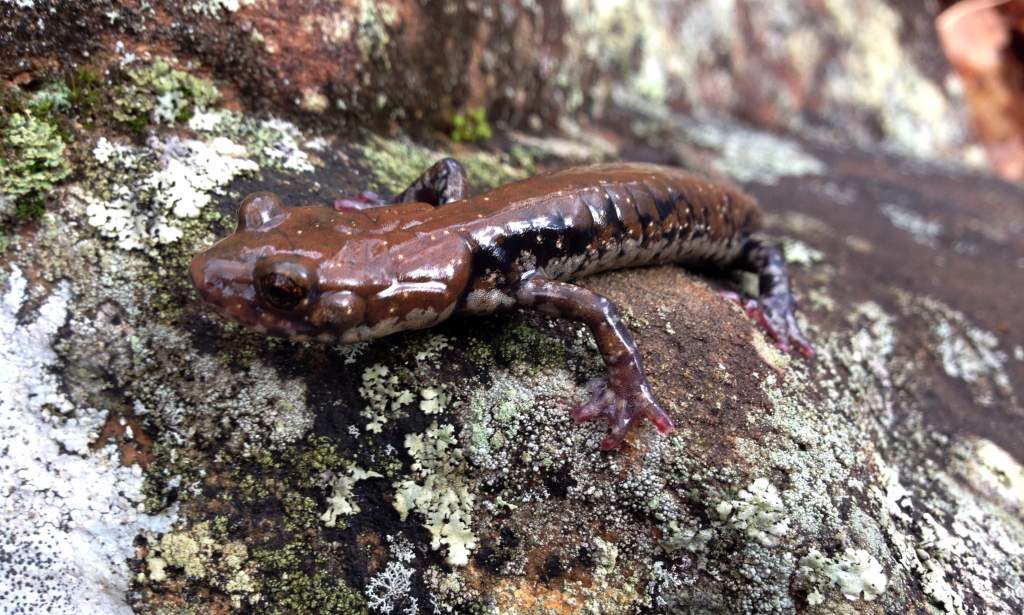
xmin=721 ymin=291 xmax=815 ymax=357
xmin=573 ymin=378 xmax=675 ymax=450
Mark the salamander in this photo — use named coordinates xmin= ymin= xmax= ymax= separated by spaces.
xmin=190 ymin=159 xmax=814 ymax=450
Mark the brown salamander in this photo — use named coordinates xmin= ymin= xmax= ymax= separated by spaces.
xmin=190 ymin=160 xmax=813 ymax=450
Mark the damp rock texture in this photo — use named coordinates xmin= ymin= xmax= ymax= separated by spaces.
xmin=1 ymin=2 xmax=1023 ymax=615
xmin=0 ymin=0 xmax=982 ymax=164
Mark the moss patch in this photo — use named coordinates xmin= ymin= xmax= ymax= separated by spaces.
xmin=356 ymin=135 xmax=528 ymax=195
xmin=493 ymin=320 xmax=568 ymax=372
xmin=451 ymin=107 xmax=493 ymax=142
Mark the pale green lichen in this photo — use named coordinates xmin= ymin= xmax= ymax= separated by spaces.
xmin=716 ymin=478 xmax=791 ymax=547
xmin=797 ymin=547 xmax=888 ymax=603
xmin=358 ymin=334 xmax=458 ymax=431
xmin=902 ymin=294 xmax=1015 ymax=409
xmin=821 ymin=0 xmax=966 ymax=158
xmin=27 ymin=81 xmax=72 ymax=114
xmin=189 ymin=0 xmax=251 ymax=16
xmin=662 ymin=521 xmax=714 ymax=554
xmin=354 ymin=0 xmax=399 ymax=69
xmin=113 ymin=58 xmax=220 ymax=129
xmin=780 ymin=238 xmax=825 ymax=268
xmin=359 ymin=363 xmax=415 ymax=433
xmin=879 ymin=203 xmax=943 ymax=247
xmin=82 ymin=103 xmax=318 ymax=253
xmin=82 ymin=135 xmax=258 ymax=251
xmin=419 ymin=386 xmax=447 ymax=415
xmin=321 ymin=465 xmax=383 ymax=527
xmin=145 ymin=522 xmax=258 ymax=607
xmin=460 ymin=369 xmax=584 ymax=473
xmin=188 ymin=109 xmax=315 ymax=172
xmin=393 ymin=422 xmax=477 ymax=566
xmin=681 ymin=120 xmax=826 ymax=184
xmin=562 ymin=0 xmax=668 ymax=108
xmin=0 ymin=112 xmax=71 ymax=220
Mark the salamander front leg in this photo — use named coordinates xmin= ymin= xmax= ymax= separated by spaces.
xmin=335 ymin=157 xmax=469 ymax=211
xmin=725 ymin=238 xmax=815 ymax=357
xmin=394 ymin=157 xmax=468 ymax=205
xmin=334 ymin=190 xmax=390 ymax=211
xmin=514 ymin=276 xmax=674 ymax=450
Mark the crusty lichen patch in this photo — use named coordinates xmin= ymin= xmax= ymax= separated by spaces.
xmin=144 ymin=521 xmax=258 ymax=608
xmin=82 ymin=135 xmax=258 ymax=251
xmin=716 ymin=478 xmax=791 ymax=547
xmin=112 ymin=57 xmax=221 ymax=131
xmin=797 ymin=547 xmax=888 ymax=604
xmin=902 ymin=294 xmax=1016 ymax=409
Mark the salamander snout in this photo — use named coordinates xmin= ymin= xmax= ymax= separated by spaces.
xmin=189 ymin=245 xmax=322 ymax=337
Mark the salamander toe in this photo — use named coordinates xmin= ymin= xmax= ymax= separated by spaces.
xmin=572 ymin=378 xmax=675 ymax=450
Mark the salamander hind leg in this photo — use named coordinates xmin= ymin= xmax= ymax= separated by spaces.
xmin=514 ymin=276 xmax=674 ymax=450
xmin=726 ymin=238 xmax=815 ymax=357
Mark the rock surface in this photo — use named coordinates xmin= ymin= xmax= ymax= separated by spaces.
xmin=0 ymin=1 xmax=984 ymax=163
xmin=2 ymin=2 xmax=1024 ymax=615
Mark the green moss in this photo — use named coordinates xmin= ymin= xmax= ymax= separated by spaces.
xmin=255 ymin=543 xmax=368 ymax=615
xmin=297 ymin=437 xmax=345 ymax=474
xmin=0 ymin=112 xmax=71 ymax=221
xmin=283 ymin=492 xmax=320 ymax=531
xmin=66 ymin=67 xmax=101 ymax=117
xmin=252 ymin=447 xmax=284 ymax=471
xmin=494 ymin=320 xmax=567 ymax=371
xmin=357 ymin=135 xmax=528 ymax=195
xmin=458 ymin=152 xmax=528 ymax=190
xmin=356 ymin=136 xmax=436 ymax=194
xmin=465 ymin=338 xmax=495 ymax=366
xmin=451 ymin=107 xmax=493 ymax=142
xmin=112 ymin=58 xmax=220 ymax=130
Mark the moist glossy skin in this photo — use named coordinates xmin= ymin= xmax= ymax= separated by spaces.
xmin=191 ymin=161 xmax=813 ymax=449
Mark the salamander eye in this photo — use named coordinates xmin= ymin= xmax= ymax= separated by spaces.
xmin=254 ymin=257 xmax=316 ymax=313
xmin=259 ymin=273 xmax=307 ymax=311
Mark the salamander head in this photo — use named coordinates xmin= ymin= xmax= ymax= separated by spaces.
xmin=193 ymin=192 xmax=472 ymax=342
xmin=190 ymin=192 xmax=373 ymax=340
